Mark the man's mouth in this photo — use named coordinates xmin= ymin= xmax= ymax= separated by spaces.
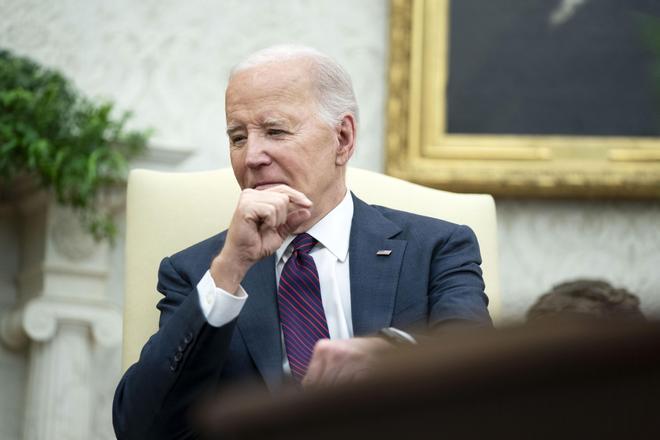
xmin=253 ymin=182 xmax=283 ymax=190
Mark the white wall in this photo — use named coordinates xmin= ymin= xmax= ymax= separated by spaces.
xmin=1 ymin=1 xmax=659 ymax=438
xmin=0 ymin=0 xmax=389 ymax=172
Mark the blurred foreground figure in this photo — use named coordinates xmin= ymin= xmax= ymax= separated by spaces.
xmin=197 ymin=318 xmax=660 ymax=440
xmin=527 ymin=279 xmax=645 ymax=322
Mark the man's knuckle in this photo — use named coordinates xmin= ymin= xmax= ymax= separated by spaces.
xmin=330 ymin=350 xmax=344 ymax=363
xmin=314 ymin=339 xmax=330 ymax=353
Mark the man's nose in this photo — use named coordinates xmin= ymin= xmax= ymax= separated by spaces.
xmin=244 ymin=135 xmax=271 ymax=168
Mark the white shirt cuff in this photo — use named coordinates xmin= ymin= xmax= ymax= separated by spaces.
xmin=196 ymin=270 xmax=248 ymax=327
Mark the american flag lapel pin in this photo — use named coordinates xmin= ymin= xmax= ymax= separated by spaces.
xmin=376 ymin=249 xmax=392 ymax=256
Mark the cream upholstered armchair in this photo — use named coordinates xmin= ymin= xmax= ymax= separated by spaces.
xmin=122 ymin=167 xmax=500 ymax=370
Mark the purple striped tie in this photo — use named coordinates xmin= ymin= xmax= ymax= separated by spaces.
xmin=277 ymin=233 xmax=329 ymax=381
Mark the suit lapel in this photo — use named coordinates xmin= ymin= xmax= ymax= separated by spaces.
xmin=236 ymin=255 xmax=283 ymax=391
xmin=349 ymin=194 xmax=407 ymax=336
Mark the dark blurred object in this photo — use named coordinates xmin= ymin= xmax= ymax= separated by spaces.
xmin=527 ymin=279 xmax=646 ymax=322
xmin=196 ymin=320 xmax=660 ymax=440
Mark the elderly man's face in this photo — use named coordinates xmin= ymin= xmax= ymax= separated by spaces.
xmin=225 ymin=59 xmax=347 ymax=222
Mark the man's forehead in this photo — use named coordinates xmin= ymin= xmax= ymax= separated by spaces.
xmin=226 ymin=59 xmax=315 ymax=97
xmin=225 ymin=60 xmax=317 ymax=127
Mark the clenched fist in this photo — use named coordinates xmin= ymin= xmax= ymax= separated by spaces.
xmin=210 ymin=185 xmax=313 ymax=294
xmin=302 ymin=337 xmax=392 ymax=388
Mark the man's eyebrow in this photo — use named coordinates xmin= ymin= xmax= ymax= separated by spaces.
xmin=226 ymin=118 xmax=291 ymax=136
xmin=262 ymin=117 xmax=289 ymax=127
xmin=226 ymin=125 xmax=243 ymax=136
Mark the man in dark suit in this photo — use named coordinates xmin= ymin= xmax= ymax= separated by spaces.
xmin=113 ymin=45 xmax=491 ymax=439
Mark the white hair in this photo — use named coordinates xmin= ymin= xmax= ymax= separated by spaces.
xmin=229 ymin=44 xmax=360 ymax=128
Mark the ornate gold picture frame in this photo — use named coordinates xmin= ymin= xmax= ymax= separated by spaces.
xmin=387 ymin=0 xmax=660 ymax=197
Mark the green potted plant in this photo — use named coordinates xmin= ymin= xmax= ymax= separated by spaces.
xmin=0 ymin=49 xmax=150 ymax=242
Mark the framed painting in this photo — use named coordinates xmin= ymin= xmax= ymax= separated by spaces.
xmin=387 ymin=0 xmax=660 ymax=197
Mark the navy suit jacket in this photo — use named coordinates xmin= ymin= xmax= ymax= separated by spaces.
xmin=113 ymin=193 xmax=491 ymax=439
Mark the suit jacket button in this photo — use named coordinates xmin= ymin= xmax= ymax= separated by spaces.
xmin=174 ymin=352 xmax=183 ymax=362
xmin=184 ymin=332 xmax=193 ymax=344
xmin=169 ymin=363 xmax=177 ymax=372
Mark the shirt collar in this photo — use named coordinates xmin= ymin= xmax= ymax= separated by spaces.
xmin=275 ymin=189 xmax=353 ymax=263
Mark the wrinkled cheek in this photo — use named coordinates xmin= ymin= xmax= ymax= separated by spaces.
xmin=229 ymin=153 xmax=246 ymax=188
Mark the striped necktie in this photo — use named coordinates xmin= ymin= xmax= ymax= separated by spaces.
xmin=277 ymin=233 xmax=330 ymax=381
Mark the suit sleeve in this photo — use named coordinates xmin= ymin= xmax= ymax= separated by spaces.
xmin=113 ymin=256 xmax=237 ymax=440
xmin=428 ymin=224 xmax=492 ymax=328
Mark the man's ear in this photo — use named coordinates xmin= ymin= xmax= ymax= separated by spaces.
xmin=335 ymin=113 xmax=356 ymax=166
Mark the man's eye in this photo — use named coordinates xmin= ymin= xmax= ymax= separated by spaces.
xmin=267 ymin=129 xmax=287 ymax=136
xmin=230 ymin=135 xmax=246 ymax=145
